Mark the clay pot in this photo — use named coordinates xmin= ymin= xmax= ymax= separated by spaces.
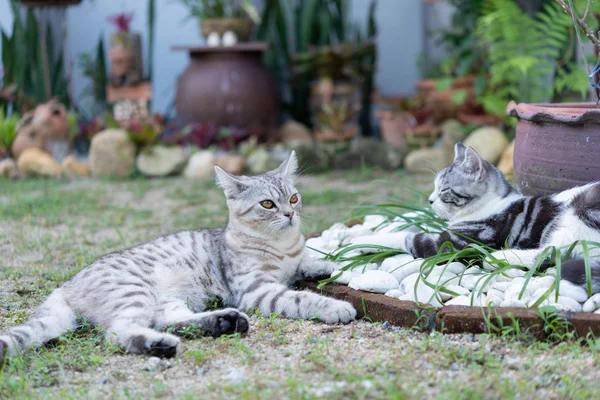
xmin=507 ymin=101 xmax=600 ymax=195
xmin=173 ymin=43 xmax=279 ymax=140
xmin=374 ymin=110 xmax=416 ymax=150
xmin=404 ymin=123 xmax=442 ymax=150
xmin=201 ymin=18 xmax=254 ymax=42
xmin=314 ymin=126 xmax=359 ymax=142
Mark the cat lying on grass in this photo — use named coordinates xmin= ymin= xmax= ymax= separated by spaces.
xmin=350 ymin=143 xmax=600 ymax=293
xmin=0 ymin=152 xmax=356 ymax=364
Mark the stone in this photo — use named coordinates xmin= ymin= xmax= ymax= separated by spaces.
xmin=280 ymin=120 xmax=313 ymax=148
xmin=583 ymin=293 xmax=600 ymax=312
xmin=246 ymin=147 xmax=279 ymax=174
xmin=404 ymin=147 xmax=453 ymax=174
xmin=384 ymin=289 xmax=405 ymax=298
xmin=558 ymin=280 xmax=588 ymax=303
xmin=389 ymin=259 xmax=424 ymax=283
xmin=331 ymin=270 xmax=360 ymax=285
xmin=348 ymin=270 xmax=399 ymax=293
xmin=497 ymin=140 xmax=515 ymax=175
xmin=333 ymin=138 xmax=408 ymax=170
xmin=136 ymin=145 xmax=187 ymax=177
xmin=17 ymin=148 xmax=62 ymax=177
xmin=142 ymin=356 xmax=172 ymax=372
xmin=445 ymin=262 xmax=467 ymax=275
xmin=207 ymin=32 xmax=221 ymax=47
xmin=0 ymin=158 xmax=19 ymax=179
xmin=222 ymin=30 xmax=238 ymax=46
xmin=293 ymin=144 xmax=331 ymax=173
xmin=445 ymin=295 xmax=471 ymax=306
xmin=401 ymin=281 xmax=443 ymax=307
xmin=214 ymin=154 xmax=245 ymax=175
xmin=183 ymin=150 xmax=216 ymax=179
xmin=463 ymin=127 xmax=509 ymax=164
xmin=89 ymin=129 xmax=136 ymax=178
xmin=445 ymin=285 xmax=471 ymax=297
xmin=62 ymin=155 xmax=90 ymax=177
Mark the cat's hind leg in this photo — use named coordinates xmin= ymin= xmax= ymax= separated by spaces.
xmin=0 ymin=288 xmax=77 ymax=365
xmin=105 ymin=317 xmax=180 ymax=358
xmin=156 ymin=298 xmax=249 ymax=338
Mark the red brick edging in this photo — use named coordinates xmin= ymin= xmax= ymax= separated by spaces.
xmin=298 ymin=281 xmax=600 ymax=339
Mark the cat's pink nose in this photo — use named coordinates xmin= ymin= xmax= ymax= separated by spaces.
xmin=284 ymin=211 xmax=294 ymax=220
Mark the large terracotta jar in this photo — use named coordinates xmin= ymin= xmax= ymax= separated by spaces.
xmin=172 ymin=43 xmax=279 ymax=139
xmin=506 ymin=101 xmax=600 ymax=195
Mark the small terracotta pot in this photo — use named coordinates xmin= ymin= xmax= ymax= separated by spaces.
xmin=201 ymin=18 xmax=254 ymax=42
xmin=507 ymin=101 xmax=600 ymax=195
xmin=404 ymin=123 xmax=441 ymax=150
xmin=314 ymin=126 xmax=358 ymax=142
xmin=374 ymin=110 xmax=415 ymax=149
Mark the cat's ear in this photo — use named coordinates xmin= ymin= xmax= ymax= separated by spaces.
xmin=215 ymin=166 xmax=247 ymax=198
xmin=461 ymin=147 xmax=486 ymax=180
xmin=454 ymin=142 xmax=467 ymax=162
xmin=273 ymin=150 xmax=298 ymax=177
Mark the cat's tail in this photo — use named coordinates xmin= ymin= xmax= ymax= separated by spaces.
xmin=0 ymin=288 xmax=77 ymax=366
xmin=560 ymin=259 xmax=600 ymax=294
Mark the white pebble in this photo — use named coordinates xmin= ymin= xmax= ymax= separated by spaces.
xmin=504 ymin=268 xmax=526 ymax=278
xmin=445 ymin=262 xmax=467 ymax=275
xmin=401 ymin=282 xmax=443 ymax=307
xmin=583 ymin=293 xmax=600 ymax=312
xmin=399 ymin=272 xmax=420 ymax=293
xmin=490 ymin=281 xmax=511 ymax=293
xmin=487 ymin=288 xmax=505 ymax=301
xmin=500 ymin=298 xmax=527 ymax=308
xmin=331 ymin=270 xmax=360 ymax=285
xmin=348 ymin=270 xmax=399 ymax=294
xmin=558 ymin=280 xmax=588 ymax=303
xmin=594 ymin=309 xmax=600 ymax=314
xmin=527 ymin=276 xmax=555 ymax=292
xmin=222 ymin=30 xmax=238 ymax=46
xmin=445 ymin=285 xmax=471 ymax=297
xmin=485 ymin=294 xmax=503 ymax=306
xmin=206 ymin=32 xmax=221 ymax=47
xmin=389 ymin=259 xmax=424 ymax=283
xmin=445 ymin=295 xmax=471 ymax=306
xmin=384 ymin=289 xmax=404 ymax=298
xmin=362 ymin=215 xmax=388 ymax=230
xmin=545 ymin=296 xmax=583 ymax=312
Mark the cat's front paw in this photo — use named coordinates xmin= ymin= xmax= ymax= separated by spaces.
xmin=317 ymin=299 xmax=357 ymax=324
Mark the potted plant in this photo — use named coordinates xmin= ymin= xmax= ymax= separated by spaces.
xmin=314 ymin=101 xmax=360 ymax=146
xmin=506 ymin=0 xmax=600 ymax=195
xmin=107 ymin=12 xmax=143 ymax=86
xmin=174 ymin=0 xmax=261 ymax=43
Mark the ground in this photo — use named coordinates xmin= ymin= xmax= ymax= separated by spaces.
xmin=1 ymin=169 xmax=600 ymax=399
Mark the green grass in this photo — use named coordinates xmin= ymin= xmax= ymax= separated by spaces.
xmin=2 ymin=173 xmax=600 ymax=399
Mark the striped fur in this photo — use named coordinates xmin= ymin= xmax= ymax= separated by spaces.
xmin=0 ymin=152 xmax=355 ymax=364
xmin=350 ymin=143 xmax=600 ymax=291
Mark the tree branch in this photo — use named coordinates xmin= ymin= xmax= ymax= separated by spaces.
xmin=556 ymin=0 xmax=600 ymax=49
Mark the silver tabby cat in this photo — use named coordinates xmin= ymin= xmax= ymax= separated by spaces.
xmin=0 ymin=152 xmax=356 ymax=363
xmin=351 ymin=143 xmax=600 ymax=291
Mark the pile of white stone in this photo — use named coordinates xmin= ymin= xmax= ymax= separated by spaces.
xmin=306 ymin=215 xmax=600 ymax=313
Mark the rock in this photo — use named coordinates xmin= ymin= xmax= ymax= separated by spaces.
xmin=0 ymin=158 xmax=20 ymax=179
xmin=458 ymin=267 xmax=485 ymax=290
xmin=246 ymin=147 xmax=279 ymax=174
xmin=388 ymin=259 xmax=424 ymax=283
xmin=440 ymin=119 xmax=468 ymax=149
xmin=384 ymin=289 xmax=405 ymax=298
xmin=583 ymin=293 xmax=600 ymax=312
xmin=62 ymin=155 xmax=90 ymax=177
xmin=225 ymin=367 xmax=246 ymax=385
xmin=136 ymin=145 xmax=187 ymax=177
xmin=89 ymin=129 xmax=136 ymax=178
xmin=445 ymin=262 xmax=467 ymax=275
xmin=445 ymin=295 xmax=471 ymax=306
xmin=142 ymin=356 xmax=172 ymax=372
xmin=331 ymin=270 xmax=360 ymax=285
xmin=497 ymin=140 xmax=515 ymax=175
xmin=281 ymin=120 xmax=313 ymax=148
xmin=445 ymin=285 xmax=471 ymax=297
xmin=17 ymin=148 xmax=62 ymax=177
xmin=293 ymin=144 xmax=332 ymax=173
xmin=183 ymin=150 xmax=215 ymax=179
xmin=463 ymin=127 xmax=509 ymax=164
xmin=214 ymin=154 xmax=245 ymax=175
xmin=558 ymin=280 xmax=588 ymax=303
xmin=404 ymin=147 xmax=453 ymax=174
xmin=333 ymin=138 xmax=408 ymax=170
xmin=348 ymin=270 xmax=399 ymax=293
xmin=401 ymin=281 xmax=443 ymax=307
xmin=548 ymin=296 xmax=583 ymax=312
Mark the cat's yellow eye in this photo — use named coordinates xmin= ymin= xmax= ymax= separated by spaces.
xmin=290 ymin=194 xmax=299 ymax=204
xmin=260 ymin=200 xmax=275 ymax=209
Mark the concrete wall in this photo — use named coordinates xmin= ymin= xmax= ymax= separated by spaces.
xmin=0 ymin=0 xmax=436 ymax=113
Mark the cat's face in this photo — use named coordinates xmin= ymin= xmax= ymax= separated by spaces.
xmin=216 ymin=152 xmax=302 ymax=236
xmin=429 ymin=143 xmax=494 ymax=221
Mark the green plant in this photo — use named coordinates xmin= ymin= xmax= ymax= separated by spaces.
xmin=476 ymin=0 xmax=589 ymax=116
xmin=0 ymin=109 xmax=19 ymax=149
xmin=257 ymin=0 xmax=377 ymax=134
xmin=77 ymin=36 xmax=108 ymax=119
xmin=174 ymin=0 xmax=261 ymax=23
xmin=314 ymin=101 xmax=360 ymax=133
xmin=1 ymin=1 xmax=69 ymax=112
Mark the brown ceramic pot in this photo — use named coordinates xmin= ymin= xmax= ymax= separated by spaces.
xmin=172 ymin=43 xmax=279 ymax=138
xmin=506 ymin=101 xmax=600 ymax=195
